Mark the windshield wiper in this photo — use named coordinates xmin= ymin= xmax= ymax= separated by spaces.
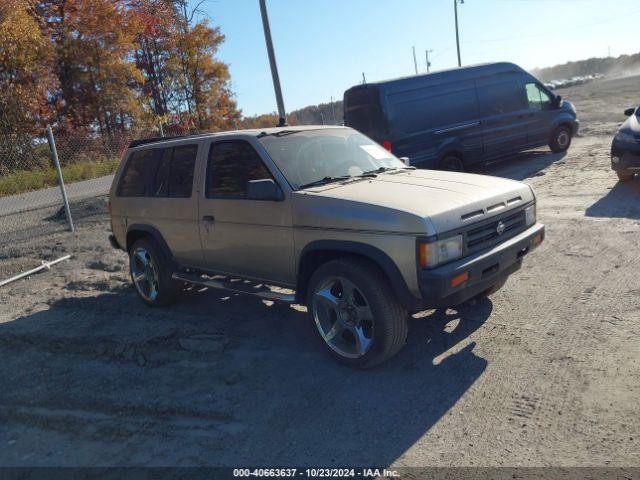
xmin=363 ymin=166 xmax=416 ymax=175
xmin=257 ymin=129 xmax=312 ymax=138
xmin=298 ymin=176 xmax=351 ymax=190
xmin=298 ymin=172 xmax=379 ymax=190
xmin=362 ymin=166 xmax=398 ymax=175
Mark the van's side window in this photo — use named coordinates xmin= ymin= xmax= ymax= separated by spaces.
xmin=206 ymin=141 xmax=273 ymax=198
xmin=118 ymin=149 xmax=157 ymax=197
xmin=525 ymin=83 xmax=552 ymax=110
xmin=477 ymin=81 xmax=525 ymax=115
xmin=152 ymin=145 xmax=198 ymax=198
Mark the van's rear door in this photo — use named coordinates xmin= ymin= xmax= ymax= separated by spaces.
xmin=343 ymin=86 xmax=388 ymax=145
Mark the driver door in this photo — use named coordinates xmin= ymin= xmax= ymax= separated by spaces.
xmin=524 ymin=82 xmax=555 ymax=145
xmin=198 ymin=139 xmax=295 ymax=285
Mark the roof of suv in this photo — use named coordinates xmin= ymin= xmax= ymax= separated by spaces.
xmin=129 ymin=125 xmax=344 ymax=149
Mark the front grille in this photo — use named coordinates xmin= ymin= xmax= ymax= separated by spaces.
xmin=465 ymin=208 xmax=526 ymax=252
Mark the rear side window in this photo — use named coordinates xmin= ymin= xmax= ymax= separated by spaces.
xmin=118 ymin=144 xmax=197 ymax=198
xmin=477 ymin=80 xmax=526 ymax=115
xmin=152 ymin=144 xmax=198 ymax=198
xmin=206 ymin=141 xmax=273 ymax=198
xmin=118 ymin=149 xmax=157 ymax=197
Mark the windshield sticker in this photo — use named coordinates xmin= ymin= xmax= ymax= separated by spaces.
xmin=360 ymin=144 xmax=393 ymax=160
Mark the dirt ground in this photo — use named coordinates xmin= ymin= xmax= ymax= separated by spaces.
xmin=0 ymin=75 xmax=639 ymax=468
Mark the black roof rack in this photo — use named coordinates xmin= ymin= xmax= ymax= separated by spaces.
xmin=128 ymin=134 xmax=207 ymax=149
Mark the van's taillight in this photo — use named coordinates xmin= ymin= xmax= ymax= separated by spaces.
xmin=382 ymin=140 xmax=392 ymax=152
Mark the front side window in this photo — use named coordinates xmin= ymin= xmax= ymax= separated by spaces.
xmin=258 ymin=128 xmax=406 ymax=190
xmin=206 ymin=141 xmax=273 ymax=198
xmin=526 ymin=83 xmax=552 ymax=110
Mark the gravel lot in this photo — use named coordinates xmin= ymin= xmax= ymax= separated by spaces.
xmin=0 ymin=75 xmax=639 ymax=468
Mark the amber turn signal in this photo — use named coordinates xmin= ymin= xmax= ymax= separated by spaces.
xmin=450 ymin=271 xmax=469 ymax=288
xmin=532 ymin=233 xmax=543 ymax=246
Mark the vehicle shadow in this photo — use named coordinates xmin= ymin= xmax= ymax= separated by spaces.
xmin=0 ymin=285 xmax=491 ymax=467
xmin=472 ymin=149 xmax=567 ymax=181
xmin=585 ymin=175 xmax=640 ymax=219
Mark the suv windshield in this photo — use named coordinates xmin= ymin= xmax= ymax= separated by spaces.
xmin=258 ymin=128 xmax=407 ymax=190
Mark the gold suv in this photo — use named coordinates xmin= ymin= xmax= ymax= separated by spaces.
xmin=109 ymin=126 xmax=544 ymax=368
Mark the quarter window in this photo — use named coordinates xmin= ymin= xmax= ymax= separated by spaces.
xmin=118 ymin=144 xmax=197 ymax=198
xmin=206 ymin=141 xmax=273 ymax=198
xmin=118 ymin=149 xmax=157 ymax=197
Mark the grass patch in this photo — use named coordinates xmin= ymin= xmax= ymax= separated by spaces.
xmin=0 ymin=158 xmax=120 ymax=197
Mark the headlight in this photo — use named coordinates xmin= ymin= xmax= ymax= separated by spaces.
xmin=419 ymin=235 xmax=463 ymax=269
xmin=525 ymin=204 xmax=536 ymax=227
xmin=616 ymin=132 xmax=636 ymax=144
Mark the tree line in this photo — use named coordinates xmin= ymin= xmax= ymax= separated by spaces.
xmin=0 ymin=0 xmax=240 ymax=137
xmin=533 ymin=53 xmax=640 ymax=82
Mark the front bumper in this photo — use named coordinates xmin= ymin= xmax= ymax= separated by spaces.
xmin=570 ymin=119 xmax=580 ymax=135
xmin=611 ymin=150 xmax=640 ymax=171
xmin=417 ymin=223 xmax=545 ymax=307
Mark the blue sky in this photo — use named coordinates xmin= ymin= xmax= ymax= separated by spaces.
xmin=192 ymin=0 xmax=640 ymax=116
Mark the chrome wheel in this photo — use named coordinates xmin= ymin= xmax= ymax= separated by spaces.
xmin=130 ymin=247 xmax=159 ymax=301
xmin=311 ymin=276 xmax=375 ymax=359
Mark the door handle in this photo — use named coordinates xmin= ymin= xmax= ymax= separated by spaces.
xmin=202 ymin=215 xmax=215 ymax=224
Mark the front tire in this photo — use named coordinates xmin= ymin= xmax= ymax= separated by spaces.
xmin=306 ymin=257 xmax=408 ymax=369
xmin=550 ymin=125 xmax=572 ymax=153
xmin=616 ymin=170 xmax=635 ymax=181
xmin=129 ymin=237 xmax=179 ymax=307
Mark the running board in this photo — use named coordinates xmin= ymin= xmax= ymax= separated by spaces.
xmin=172 ymin=272 xmax=296 ymax=303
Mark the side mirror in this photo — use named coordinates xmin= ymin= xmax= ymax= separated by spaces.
xmin=400 ymin=157 xmax=411 ymax=166
xmin=554 ymin=95 xmax=563 ymax=108
xmin=624 ymin=107 xmax=636 ymax=117
xmin=247 ymin=179 xmax=283 ymax=201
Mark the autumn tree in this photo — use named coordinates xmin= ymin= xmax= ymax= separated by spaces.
xmin=1 ymin=0 xmax=239 ymax=136
xmin=130 ymin=0 xmax=180 ymax=119
xmin=0 ymin=0 xmax=57 ymax=135
xmin=39 ymin=0 xmax=146 ymax=134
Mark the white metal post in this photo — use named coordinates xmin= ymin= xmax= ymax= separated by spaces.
xmin=46 ymin=125 xmax=75 ymax=233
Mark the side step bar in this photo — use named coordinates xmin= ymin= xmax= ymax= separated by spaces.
xmin=172 ymin=271 xmax=296 ymax=303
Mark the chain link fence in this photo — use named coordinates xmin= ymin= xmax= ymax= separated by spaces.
xmin=0 ymin=127 xmax=165 ymax=247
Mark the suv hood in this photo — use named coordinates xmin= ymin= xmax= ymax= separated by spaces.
xmin=292 ymin=169 xmax=534 ymax=236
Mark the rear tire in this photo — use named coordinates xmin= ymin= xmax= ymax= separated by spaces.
xmin=616 ymin=170 xmax=635 ymax=181
xmin=440 ymin=155 xmax=465 ymax=172
xmin=549 ymin=125 xmax=572 ymax=153
xmin=129 ymin=237 xmax=179 ymax=307
xmin=306 ymin=257 xmax=408 ymax=369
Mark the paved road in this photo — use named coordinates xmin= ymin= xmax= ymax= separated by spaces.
xmin=0 ymin=175 xmax=113 ymax=217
